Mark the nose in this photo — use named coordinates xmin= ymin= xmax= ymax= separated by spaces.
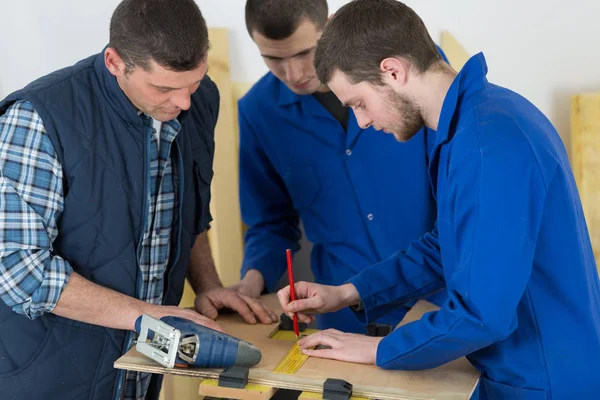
xmin=284 ymin=58 xmax=304 ymax=84
xmin=171 ymin=89 xmax=192 ymax=111
xmin=355 ymin=110 xmax=373 ymax=129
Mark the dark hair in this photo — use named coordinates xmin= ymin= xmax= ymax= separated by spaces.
xmin=109 ymin=0 xmax=209 ymax=73
xmin=315 ymin=0 xmax=442 ymax=85
xmin=245 ymin=0 xmax=328 ymax=40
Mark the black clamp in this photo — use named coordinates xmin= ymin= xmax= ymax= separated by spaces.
xmin=366 ymin=323 xmax=393 ymax=337
xmin=323 ymin=378 xmax=353 ymax=400
xmin=218 ymin=366 xmax=249 ymax=389
xmin=279 ymin=312 xmax=307 ymax=332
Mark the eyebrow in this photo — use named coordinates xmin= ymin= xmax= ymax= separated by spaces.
xmin=342 ymin=98 xmax=358 ymax=108
xmin=150 ymin=67 xmax=209 ymax=91
xmin=261 ymin=46 xmax=316 ymax=61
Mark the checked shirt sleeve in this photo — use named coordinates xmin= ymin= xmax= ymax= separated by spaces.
xmin=0 ymin=100 xmax=72 ymax=319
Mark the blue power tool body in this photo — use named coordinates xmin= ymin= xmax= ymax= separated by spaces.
xmin=134 ymin=315 xmax=261 ymax=369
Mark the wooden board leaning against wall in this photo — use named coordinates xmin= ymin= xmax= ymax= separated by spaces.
xmin=572 ymin=93 xmax=600 ymax=275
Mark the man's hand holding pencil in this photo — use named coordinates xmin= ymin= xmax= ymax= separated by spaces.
xmin=276 ymin=278 xmax=361 ymax=325
xmin=276 ymin=264 xmax=380 ymax=364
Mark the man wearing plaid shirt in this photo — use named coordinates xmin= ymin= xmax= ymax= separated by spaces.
xmin=0 ymin=1 xmax=276 ymax=399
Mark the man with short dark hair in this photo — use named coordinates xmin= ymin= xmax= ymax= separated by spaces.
xmin=0 ymin=1 xmax=274 ymax=399
xmin=233 ymin=0 xmax=448 ymax=333
xmin=277 ymin=0 xmax=600 ymax=398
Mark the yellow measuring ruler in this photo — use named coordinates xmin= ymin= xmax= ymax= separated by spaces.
xmin=271 ymin=328 xmax=320 ymax=374
xmin=273 ymin=342 xmax=311 ymax=374
xmin=273 ymin=333 xmax=367 ymax=399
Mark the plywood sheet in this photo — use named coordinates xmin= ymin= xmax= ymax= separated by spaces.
xmin=440 ymin=32 xmax=470 ymax=71
xmin=572 ymin=93 xmax=600 ymax=274
xmin=117 ymin=295 xmax=479 ymax=400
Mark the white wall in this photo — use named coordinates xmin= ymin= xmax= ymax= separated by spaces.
xmin=1 ymin=0 xmax=599 ymax=149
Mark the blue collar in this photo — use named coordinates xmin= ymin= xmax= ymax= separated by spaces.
xmin=427 ymin=52 xmax=490 ymax=199
xmin=435 ymin=52 xmax=489 ymax=146
xmin=276 ymin=77 xmax=364 ymax=147
xmin=278 ymin=77 xmax=301 ymax=107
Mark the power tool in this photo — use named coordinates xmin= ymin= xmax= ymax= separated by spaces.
xmin=134 ymin=315 xmax=262 ymax=369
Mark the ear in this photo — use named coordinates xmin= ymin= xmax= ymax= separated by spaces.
xmin=379 ymin=57 xmax=409 ymax=86
xmin=104 ymin=47 xmax=127 ymax=77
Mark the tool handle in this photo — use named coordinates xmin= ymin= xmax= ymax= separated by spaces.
xmin=166 ymin=317 xmax=261 ymax=368
xmin=194 ymin=327 xmax=239 ymax=367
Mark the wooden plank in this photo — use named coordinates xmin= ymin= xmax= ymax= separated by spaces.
xmin=440 ymin=31 xmax=470 ymax=71
xmin=117 ymin=295 xmax=480 ymax=400
xmin=232 ymin=81 xmax=255 ymax=146
xmin=205 ymin=28 xmax=244 ymax=286
xmin=232 ymin=81 xmax=254 ymax=235
xmin=571 ymin=93 xmax=600 ymax=274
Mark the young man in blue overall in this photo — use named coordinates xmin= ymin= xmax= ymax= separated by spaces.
xmin=232 ymin=0 xmax=448 ymax=333
xmin=0 ymin=1 xmax=274 ymax=399
xmin=278 ymin=1 xmax=600 ymax=398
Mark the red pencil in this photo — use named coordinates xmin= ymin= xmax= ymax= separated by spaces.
xmin=286 ymin=248 xmax=300 ymax=338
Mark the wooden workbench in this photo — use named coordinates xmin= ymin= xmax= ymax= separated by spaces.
xmin=115 ymin=295 xmax=480 ymax=400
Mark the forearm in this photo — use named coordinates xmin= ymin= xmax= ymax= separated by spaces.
xmin=52 ymin=272 xmax=155 ymax=331
xmin=337 ymin=283 xmax=361 ymax=309
xmin=349 ymin=231 xmax=445 ymax=324
xmin=237 ymin=269 xmax=265 ymax=294
xmin=187 ymin=232 xmax=223 ymax=294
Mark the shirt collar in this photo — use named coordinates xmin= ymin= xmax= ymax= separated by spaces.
xmin=278 ymin=77 xmax=303 ymax=106
xmin=435 ymin=52 xmax=489 ymax=146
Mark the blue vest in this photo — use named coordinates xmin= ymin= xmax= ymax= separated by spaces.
xmin=0 ymin=51 xmax=218 ymax=399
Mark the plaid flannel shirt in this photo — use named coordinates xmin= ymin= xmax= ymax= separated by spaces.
xmin=0 ymin=100 xmax=180 ymax=400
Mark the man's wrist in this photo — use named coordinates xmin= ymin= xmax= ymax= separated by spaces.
xmin=242 ymin=269 xmax=265 ymax=290
xmin=337 ymin=283 xmax=361 ymax=308
xmin=193 ymin=279 xmax=223 ymax=294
